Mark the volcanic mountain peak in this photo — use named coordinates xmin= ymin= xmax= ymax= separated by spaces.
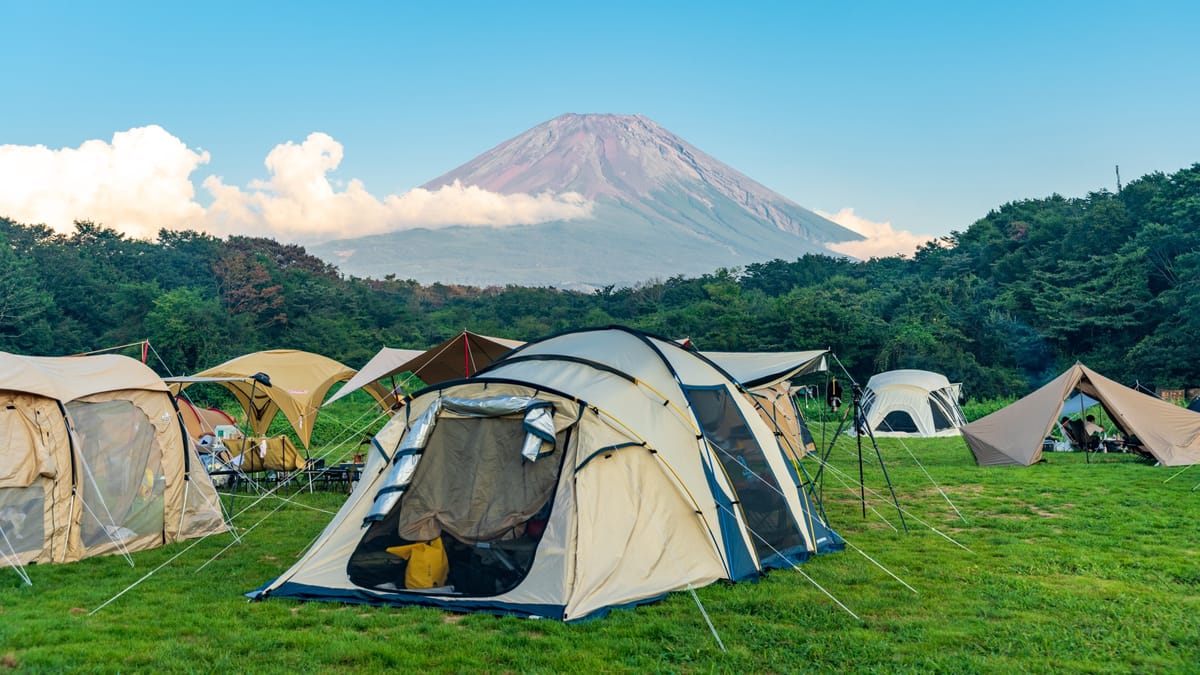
xmin=424 ymin=112 xmax=768 ymax=196
xmin=313 ymin=113 xmax=860 ymax=288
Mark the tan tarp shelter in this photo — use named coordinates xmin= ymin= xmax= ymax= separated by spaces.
xmin=224 ymin=436 xmax=306 ymax=472
xmin=750 ymin=382 xmax=817 ymax=461
xmin=252 ymin=327 xmax=841 ymax=621
xmin=0 ymin=352 xmax=227 ymax=570
xmin=325 ymin=331 xmax=523 ymax=407
xmin=961 ymin=363 xmax=1200 ymax=467
xmin=170 ymin=350 xmax=386 ymax=448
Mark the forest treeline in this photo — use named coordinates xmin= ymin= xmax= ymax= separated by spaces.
xmin=2 ymin=164 xmax=1197 ymax=400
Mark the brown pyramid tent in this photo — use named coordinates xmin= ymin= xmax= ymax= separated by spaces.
xmin=961 ymin=363 xmax=1200 ymax=467
xmin=170 ymin=350 xmax=386 ymax=449
xmin=0 ymin=352 xmax=227 ymax=570
xmin=324 ymin=331 xmax=523 ymax=407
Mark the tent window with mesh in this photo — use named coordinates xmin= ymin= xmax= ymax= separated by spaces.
xmin=68 ymin=400 xmax=165 ymax=549
xmin=684 ymin=385 xmax=805 ymax=567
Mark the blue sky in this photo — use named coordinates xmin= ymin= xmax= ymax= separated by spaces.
xmin=2 ymin=1 xmax=1198 ymax=250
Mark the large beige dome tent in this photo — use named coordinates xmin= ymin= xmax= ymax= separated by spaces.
xmin=0 ymin=352 xmax=227 ymax=573
xmin=251 ymin=327 xmax=841 ymax=620
xmin=858 ymin=369 xmax=966 ymax=437
xmin=961 ymin=363 xmax=1200 ymax=467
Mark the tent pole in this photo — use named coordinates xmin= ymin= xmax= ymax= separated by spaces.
xmin=463 ymin=332 xmax=470 ymax=377
xmin=1078 ymin=389 xmax=1091 ymax=464
xmin=854 ymin=390 xmax=866 ymax=519
xmin=855 ymin=384 xmax=908 ymax=531
xmin=811 ymin=393 xmax=854 ymax=506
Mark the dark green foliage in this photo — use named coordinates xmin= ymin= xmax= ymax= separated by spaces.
xmin=3 ymin=162 xmax=1199 ymax=396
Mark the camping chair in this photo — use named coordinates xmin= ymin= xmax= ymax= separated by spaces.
xmin=1050 ymin=424 xmax=1073 ymax=452
xmin=1063 ymin=419 xmax=1088 ymax=451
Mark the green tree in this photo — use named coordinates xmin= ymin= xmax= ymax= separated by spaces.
xmin=143 ymin=288 xmax=235 ymax=373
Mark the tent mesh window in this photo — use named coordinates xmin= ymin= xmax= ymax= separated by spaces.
xmin=0 ymin=485 xmax=43 ymax=558
xmin=68 ymin=400 xmax=165 ymax=549
xmin=930 ymin=388 xmax=964 ymax=429
xmin=348 ymin=416 xmax=566 ymax=596
xmin=878 ymin=410 xmax=919 ymax=434
xmin=929 ymin=402 xmax=954 ymax=431
xmin=684 ymin=385 xmax=806 ymax=567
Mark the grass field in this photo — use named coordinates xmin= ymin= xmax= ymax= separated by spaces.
xmin=2 ymin=429 xmax=1198 ymax=673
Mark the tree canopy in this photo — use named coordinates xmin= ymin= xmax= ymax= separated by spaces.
xmin=3 ymin=163 xmax=1198 ymax=399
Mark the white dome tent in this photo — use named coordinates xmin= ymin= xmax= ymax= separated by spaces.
xmin=858 ymin=369 xmax=966 ymax=438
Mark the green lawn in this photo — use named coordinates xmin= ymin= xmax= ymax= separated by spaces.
xmin=2 ymin=431 xmax=1198 ymax=673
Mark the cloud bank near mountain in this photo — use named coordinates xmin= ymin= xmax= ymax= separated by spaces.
xmin=2 ymin=120 xmax=916 ymax=273
xmin=820 ymin=208 xmax=934 ymax=259
xmin=0 ymin=126 xmax=593 ymax=240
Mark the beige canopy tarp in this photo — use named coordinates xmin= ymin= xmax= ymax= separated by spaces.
xmin=171 ymin=350 xmax=386 ymax=448
xmin=701 ymin=350 xmax=828 ymax=389
xmin=324 ymin=331 xmax=523 ymax=407
xmin=961 ymin=363 xmax=1200 ymax=467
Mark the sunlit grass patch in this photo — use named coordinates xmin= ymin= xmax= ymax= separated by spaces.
xmin=0 ymin=430 xmax=1197 ymax=672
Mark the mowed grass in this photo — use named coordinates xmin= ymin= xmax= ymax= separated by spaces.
xmin=2 ymin=430 xmax=1199 ymax=673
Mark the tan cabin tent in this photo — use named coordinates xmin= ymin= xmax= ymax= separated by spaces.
xmin=222 ymin=436 xmax=306 ymax=472
xmin=251 ymin=327 xmax=841 ymax=621
xmin=0 ymin=352 xmax=227 ymax=571
xmin=961 ymin=363 xmax=1200 ymax=467
xmin=325 ymin=331 xmax=524 ymax=408
xmin=702 ymin=350 xmax=828 ymax=462
xmin=170 ymin=350 xmax=387 ymax=449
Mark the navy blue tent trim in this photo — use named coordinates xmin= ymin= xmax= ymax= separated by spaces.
xmin=700 ymin=458 xmax=757 ymax=581
xmin=249 ymin=581 xmax=567 ymax=620
xmin=757 ymin=544 xmax=812 ymax=570
xmin=566 ymin=592 xmax=671 ymax=622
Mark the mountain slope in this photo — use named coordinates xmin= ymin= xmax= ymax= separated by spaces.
xmin=312 ymin=113 xmax=860 ymax=287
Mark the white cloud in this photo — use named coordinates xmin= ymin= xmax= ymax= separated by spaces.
xmin=0 ymin=127 xmax=594 ymax=241
xmin=819 ymin=208 xmax=934 ymax=259
xmin=0 ymin=126 xmax=210 ymax=239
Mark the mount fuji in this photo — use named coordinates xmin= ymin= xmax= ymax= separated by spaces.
xmin=310 ymin=113 xmax=861 ymax=288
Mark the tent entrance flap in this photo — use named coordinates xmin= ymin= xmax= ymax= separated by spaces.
xmin=68 ymin=400 xmax=165 ymax=551
xmin=349 ymin=406 xmax=567 ymax=597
